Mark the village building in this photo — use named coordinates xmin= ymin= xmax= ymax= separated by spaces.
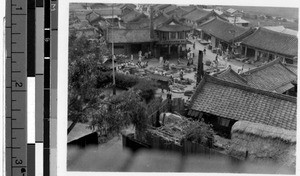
xmin=160 ymin=5 xmax=178 ymax=15
xmin=227 ymin=16 xmax=249 ymax=27
xmin=154 ymin=18 xmax=193 ymax=58
xmin=67 ymin=121 xmax=98 ymax=148
xmin=180 ymin=7 xmax=212 ymax=26
xmin=223 ymin=8 xmax=242 ymax=17
xmin=106 ymin=28 xmax=155 ymax=55
xmin=213 ymin=65 xmax=248 ymax=85
xmin=152 ymin=4 xmax=177 ymax=17
xmin=153 ymin=13 xmax=170 ymax=29
xmin=119 ymin=4 xmax=137 ymax=15
xmin=197 ymin=17 xmax=250 ymax=50
xmin=86 ymin=7 xmax=122 ymax=25
xmin=166 ymin=7 xmax=191 ymax=19
xmin=237 ymin=27 xmax=298 ymax=65
xmin=239 ymin=59 xmax=297 ymax=96
xmin=215 ymin=59 xmax=297 ymax=96
xmin=187 ymin=75 xmax=296 ymax=138
xmin=121 ymin=10 xmax=143 ymax=23
xmin=125 ymin=18 xmax=150 ymax=29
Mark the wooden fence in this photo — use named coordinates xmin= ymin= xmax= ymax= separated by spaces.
xmin=123 ymin=131 xmax=234 ymax=160
xmin=147 ymin=98 xmax=170 ymax=127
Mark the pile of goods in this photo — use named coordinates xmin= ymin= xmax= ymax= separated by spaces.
xmin=169 ymin=83 xmax=187 ymax=93
xmin=147 ymin=115 xmax=195 ymax=146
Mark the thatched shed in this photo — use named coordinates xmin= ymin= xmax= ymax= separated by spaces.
xmin=228 ymin=121 xmax=296 ymax=168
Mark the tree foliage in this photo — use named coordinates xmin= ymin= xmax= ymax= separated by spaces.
xmin=133 ymin=79 xmax=158 ymax=103
xmin=68 ymin=29 xmax=151 ymax=137
xmin=68 ymin=30 xmax=110 ymax=123
xmin=90 ymin=89 xmax=149 ymax=135
xmin=184 ymin=120 xmax=215 ymax=147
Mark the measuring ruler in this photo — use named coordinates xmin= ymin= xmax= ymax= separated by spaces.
xmin=5 ymin=0 xmax=58 ymax=175
xmin=5 ymin=0 xmax=28 ymax=175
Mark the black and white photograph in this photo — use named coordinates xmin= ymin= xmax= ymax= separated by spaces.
xmin=66 ymin=1 xmax=298 ymax=174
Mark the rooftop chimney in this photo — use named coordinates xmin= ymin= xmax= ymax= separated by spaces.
xmin=197 ymin=50 xmax=204 ymax=84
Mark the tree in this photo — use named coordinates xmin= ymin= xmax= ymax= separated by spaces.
xmin=68 ymin=29 xmax=111 ymax=133
xmin=133 ymin=79 xmax=158 ymax=103
xmin=183 ymin=120 xmax=215 ymax=147
xmin=90 ymin=89 xmax=149 ymax=137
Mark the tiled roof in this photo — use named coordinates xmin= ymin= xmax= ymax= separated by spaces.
xmin=226 ymin=8 xmax=237 ymax=14
xmin=153 ymin=4 xmax=171 ymax=11
xmin=156 ymin=24 xmax=192 ymax=32
xmin=264 ymin=26 xmax=298 ymax=36
xmin=214 ymin=66 xmax=248 ymax=85
xmin=189 ymin=75 xmax=296 ymax=131
xmin=121 ymin=10 xmax=142 ymax=23
xmin=166 ymin=8 xmax=189 ymax=18
xmin=156 ymin=18 xmax=192 ymax=32
xmin=240 ymin=59 xmax=297 ymax=93
xmin=199 ymin=17 xmax=249 ymax=43
xmin=161 ymin=5 xmax=178 ymax=14
xmin=129 ymin=13 xmax=148 ymax=23
xmin=241 ymin=27 xmax=298 ymax=57
xmin=182 ymin=8 xmax=211 ymax=22
xmin=227 ymin=17 xmax=249 ymax=24
xmin=153 ymin=13 xmax=170 ymax=28
xmin=68 ymin=121 xmax=95 ymax=142
xmin=284 ymin=64 xmax=298 ymax=76
xmin=92 ymin=8 xmax=122 ymax=16
xmin=107 ymin=29 xmax=153 ymax=43
xmin=125 ymin=19 xmax=150 ymax=29
xmin=178 ymin=6 xmax=196 ymax=13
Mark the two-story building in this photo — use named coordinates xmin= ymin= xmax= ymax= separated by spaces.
xmin=154 ymin=18 xmax=193 ymax=58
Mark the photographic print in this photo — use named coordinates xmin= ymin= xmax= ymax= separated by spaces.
xmin=66 ymin=1 xmax=298 ymax=174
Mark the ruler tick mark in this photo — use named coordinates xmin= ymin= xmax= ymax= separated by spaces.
xmin=12 ymin=90 xmax=26 ymax=92
xmin=12 ymin=32 xmax=21 ymax=34
xmin=12 ymin=166 xmax=27 ymax=168
xmin=11 ymin=109 xmax=21 ymax=111
xmin=12 ymin=128 xmax=25 ymax=130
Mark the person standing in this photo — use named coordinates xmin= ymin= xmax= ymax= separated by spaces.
xmin=131 ymin=54 xmax=133 ymax=62
xmin=203 ymin=47 xmax=206 ymax=55
xmin=180 ymin=69 xmax=184 ymax=80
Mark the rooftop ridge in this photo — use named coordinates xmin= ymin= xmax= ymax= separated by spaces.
xmin=241 ymin=58 xmax=297 ymax=77
xmin=205 ymin=75 xmax=296 ymax=103
xmin=217 ymin=66 xmax=248 ymax=83
xmin=241 ymin=58 xmax=281 ymax=75
xmin=260 ymin=26 xmax=298 ymax=38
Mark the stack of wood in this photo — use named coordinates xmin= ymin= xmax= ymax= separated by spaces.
xmin=147 ymin=117 xmax=195 ymax=146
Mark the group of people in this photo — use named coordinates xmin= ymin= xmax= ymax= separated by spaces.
xmin=138 ymin=50 xmax=152 ymax=61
